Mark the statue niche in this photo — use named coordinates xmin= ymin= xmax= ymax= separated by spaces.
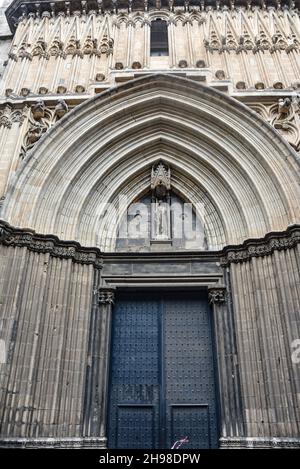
xmin=151 ymin=162 xmax=171 ymax=241
xmin=116 ymin=161 xmax=208 ymax=252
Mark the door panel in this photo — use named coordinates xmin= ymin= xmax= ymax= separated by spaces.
xmin=108 ymin=295 xmax=160 ymax=449
xmin=164 ymin=294 xmax=218 ymax=448
xmin=171 ymin=405 xmax=210 ymax=449
xmin=117 ymin=406 xmax=155 ymax=449
xmin=108 ymin=291 xmax=218 ymax=449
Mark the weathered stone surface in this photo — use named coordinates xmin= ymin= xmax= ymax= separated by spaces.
xmin=0 ymin=2 xmax=299 ymax=449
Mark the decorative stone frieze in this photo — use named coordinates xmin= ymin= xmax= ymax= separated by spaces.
xmin=0 ymin=104 xmax=27 ymax=129
xmin=0 ymin=220 xmax=103 ymax=268
xmin=220 ymin=224 xmax=300 ymax=266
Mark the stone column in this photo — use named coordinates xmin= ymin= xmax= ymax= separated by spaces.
xmin=83 ymin=283 xmax=115 ymax=448
xmin=208 ymin=281 xmax=245 ymax=445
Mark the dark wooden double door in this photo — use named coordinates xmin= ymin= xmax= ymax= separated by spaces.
xmin=107 ymin=290 xmax=219 ymax=449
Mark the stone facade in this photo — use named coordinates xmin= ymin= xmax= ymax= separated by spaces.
xmin=0 ymin=0 xmax=300 ymax=448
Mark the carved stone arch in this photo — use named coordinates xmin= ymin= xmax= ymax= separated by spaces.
xmin=93 ymin=158 xmax=226 ymax=252
xmin=148 ymin=10 xmax=173 ymax=22
xmin=1 ymin=74 xmax=300 ymax=252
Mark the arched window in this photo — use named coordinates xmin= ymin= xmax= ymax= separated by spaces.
xmin=150 ymin=19 xmax=169 ymax=56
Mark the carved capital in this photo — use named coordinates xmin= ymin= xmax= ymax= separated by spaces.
xmin=98 ymin=288 xmax=115 ymax=305
xmin=208 ymin=285 xmax=226 ymax=305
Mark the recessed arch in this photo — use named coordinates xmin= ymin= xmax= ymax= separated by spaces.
xmin=1 ymin=74 xmax=300 ymax=251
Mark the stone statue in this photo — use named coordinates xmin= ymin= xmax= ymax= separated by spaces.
xmin=55 ymin=99 xmax=68 ymax=119
xmin=278 ymin=97 xmax=291 ymax=118
xmin=31 ymin=99 xmax=45 ymax=119
xmin=155 ymin=200 xmax=169 ymax=239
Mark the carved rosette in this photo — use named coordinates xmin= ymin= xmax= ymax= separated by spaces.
xmin=208 ymin=285 xmax=227 ymax=305
xmin=98 ymin=288 xmax=115 ymax=305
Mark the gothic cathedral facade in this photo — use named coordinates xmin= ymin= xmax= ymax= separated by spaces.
xmin=0 ymin=0 xmax=300 ymax=449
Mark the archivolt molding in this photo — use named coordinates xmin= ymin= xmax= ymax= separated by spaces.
xmin=1 ymin=74 xmax=300 ymax=251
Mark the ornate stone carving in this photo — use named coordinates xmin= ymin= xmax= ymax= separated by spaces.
xmin=75 ymin=84 xmax=86 ymax=93
xmin=0 ymin=105 xmax=27 ymax=129
xmin=66 ymin=37 xmax=83 ymax=57
xmin=220 ymin=225 xmax=300 ymax=266
xmin=55 ymin=99 xmax=68 ymax=119
xmin=215 ymin=69 xmax=225 ymax=80
xmin=32 ymin=39 xmax=49 ymax=59
xmin=151 ymin=161 xmax=171 ymax=199
xmin=95 ymin=73 xmax=105 ymax=82
xmin=249 ymin=98 xmax=300 ymax=152
xmin=20 ymin=103 xmax=51 ymax=158
xmin=132 ymin=61 xmax=141 ymax=69
xmin=208 ymin=286 xmax=226 ymax=304
xmin=99 ymin=35 xmax=114 ymax=56
xmin=20 ymin=100 xmax=70 ymax=158
xmin=31 ymin=99 xmax=46 ymax=119
xmin=98 ymin=289 xmax=115 ymax=305
xmin=49 ymin=38 xmax=65 ymax=58
xmin=0 ymin=105 xmax=13 ymax=129
xmin=0 ymin=221 xmax=103 ymax=268
xmin=114 ymin=62 xmax=124 ymax=70
xmin=178 ymin=60 xmax=188 ymax=68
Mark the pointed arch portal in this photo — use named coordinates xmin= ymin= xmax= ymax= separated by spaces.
xmin=2 ymin=74 xmax=299 ymax=252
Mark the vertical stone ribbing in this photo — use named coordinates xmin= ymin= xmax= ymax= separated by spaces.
xmin=226 ymin=242 xmax=300 ymax=444
xmin=82 ymin=282 xmax=115 ymax=447
xmin=0 ymin=244 xmax=95 ymax=441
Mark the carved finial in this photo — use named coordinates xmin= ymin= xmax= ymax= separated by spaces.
xmin=151 ymin=162 xmax=171 ymax=199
